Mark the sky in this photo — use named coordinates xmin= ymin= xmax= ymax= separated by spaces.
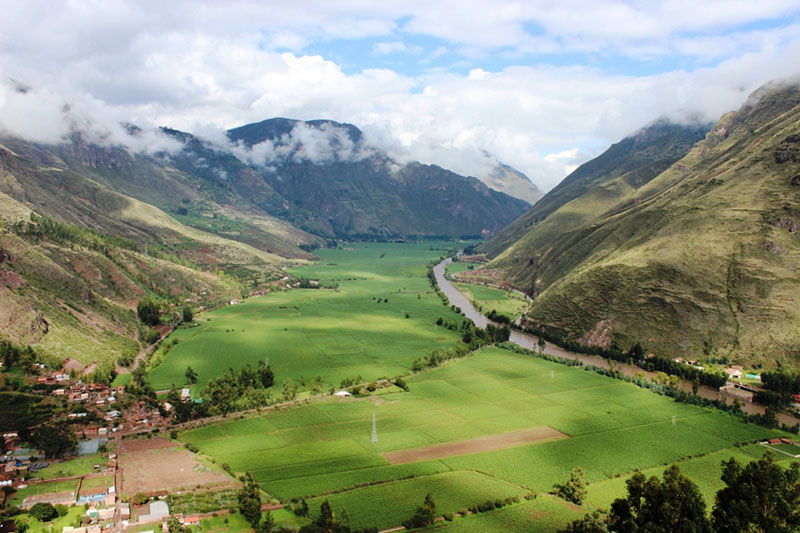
xmin=1 ymin=1 xmax=799 ymax=191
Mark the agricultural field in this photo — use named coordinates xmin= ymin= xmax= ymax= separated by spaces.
xmin=118 ymin=437 xmax=232 ymax=497
xmin=147 ymin=242 xmax=467 ymax=391
xmin=452 ymin=282 xmax=528 ymax=321
xmin=181 ymin=347 xmax=786 ymax=530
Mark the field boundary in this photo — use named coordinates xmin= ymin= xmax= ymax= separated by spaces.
xmin=382 ymin=426 xmax=568 ymax=464
xmin=760 ymin=440 xmax=800 ymax=458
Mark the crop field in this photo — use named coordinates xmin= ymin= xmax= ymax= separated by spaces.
xmin=147 ymin=242 xmax=467 ymax=391
xmin=453 ymin=281 xmax=528 ymax=320
xmin=181 ymin=347 xmax=784 ymax=530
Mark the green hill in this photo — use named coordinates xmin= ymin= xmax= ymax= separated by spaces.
xmin=482 ymin=120 xmax=710 ymax=257
xmin=485 ymin=83 xmax=800 ymax=368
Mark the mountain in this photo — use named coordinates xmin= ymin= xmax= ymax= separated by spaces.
xmin=482 ymin=83 xmax=800 ymax=367
xmin=221 ymin=118 xmax=531 ymax=238
xmin=483 ymin=162 xmax=543 ymax=205
xmin=0 ymin=115 xmax=529 ymax=368
xmin=0 ymin=137 xmax=290 ymax=369
xmin=481 ymin=120 xmax=710 ymax=257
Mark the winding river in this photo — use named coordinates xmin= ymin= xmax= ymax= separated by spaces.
xmin=433 ymin=257 xmax=800 ymax=426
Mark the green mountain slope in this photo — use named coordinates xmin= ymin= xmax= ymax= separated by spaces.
xmin=0 ymin=140 xmax=288 ymax=368
xmin=488 ymin=83 xmax=800 ymax=367
xmin=481 ymin=120 xmax=710 ymax=257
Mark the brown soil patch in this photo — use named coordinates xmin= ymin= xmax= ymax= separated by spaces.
xmin=21 ymin=491 xmax=75 ymax=509
xmin=119 ymin=442 xmax=230 ymax=496
xmin=117 ymin=437 xmax=180 ymax=453
xmin=62 ymin=358 xmax=84 ymax=373
xmin=383 ymin=426 xmax=568 ymax=464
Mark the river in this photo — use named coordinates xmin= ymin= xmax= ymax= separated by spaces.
xmin=433 ymin=257 xmax=800 ymax=426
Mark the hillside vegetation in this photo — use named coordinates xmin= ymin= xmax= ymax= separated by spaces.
xmin=486 ymin=83 xmax=800 ymax=368
xmin=482 ymin=120 xmax=709 ymax=257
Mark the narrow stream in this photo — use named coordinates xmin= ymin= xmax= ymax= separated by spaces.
xmin=433 ymin=257 xmax=800 ymax=426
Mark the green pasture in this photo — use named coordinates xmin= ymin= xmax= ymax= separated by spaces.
xmin=32 ymin=454 xmax=103 ymax=480
xmin=147 ymin=242 xmax=466 ymax=391
xmin=453 ymin=282 xmax=528 ymax=320
xmin=8 ymin=479 xmax=78 ymax=506
xmin=15 ymin=506 xmax=84 ymax=533
xmin=181 ymin=347 xmax=785 ymax=529
xmin=437 ymin=496 xmax=583 ymax=532
xmin=308 ymin=471 xmax=527 ymax=530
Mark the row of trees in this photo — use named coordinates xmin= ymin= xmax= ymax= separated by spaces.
xmin=562 ymin=454 xmax=800 ymax=533
xmin=518 ymin=323 xmax=728 ymax=389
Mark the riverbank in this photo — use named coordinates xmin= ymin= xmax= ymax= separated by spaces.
xmin=433 ymin=257 xmax=800 ymax=427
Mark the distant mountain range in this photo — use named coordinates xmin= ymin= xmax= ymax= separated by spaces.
xmin=482 ymin=82 xmax=800 ymax=368
xmin=0 ymin=116 xmax=530 ymax=368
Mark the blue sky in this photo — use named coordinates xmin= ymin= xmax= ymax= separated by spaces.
xmin=1 ymin=0 xmax=800 ymax=190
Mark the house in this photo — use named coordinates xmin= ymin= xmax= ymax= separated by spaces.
xmin=182 ymin=516 xmax=200 ymax=527
xmin=334 ymin=390 xmax=352 ymax=397
xmin=724 ymin=366 xmax=743 ymax=379
xmin=180 ymin=389 xmax=191 ymax=401
xmin=120 ymin=504 xmax=130 ymax=520
xmin=139 ymin=501 xmax=170 ymax=523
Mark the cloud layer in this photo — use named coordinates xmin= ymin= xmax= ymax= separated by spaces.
xmin=0 ymin=1 xmax=799 ymax=190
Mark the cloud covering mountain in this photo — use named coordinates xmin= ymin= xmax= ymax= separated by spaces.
xmin=1 ymin=1 xmax=799 ymax=190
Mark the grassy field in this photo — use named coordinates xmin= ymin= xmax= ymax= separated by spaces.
xmin=31 ymin=454 xmax=104 ymax=480
xmin=147 ymin=242 xmax=467 ymax=391
xmin=453 ymin=282 xmax=528 ymax=320
xmin=7 ymin=479 xmax=79 ymax=506
xmin=181 ymin=347 xmax=785 ymax=530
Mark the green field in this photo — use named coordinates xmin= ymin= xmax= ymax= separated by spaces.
xmin=31 ymin=454 xmax=104 ymax=480
xmin=453 ymin=282 xmax=528 ymax=320
xmin=8 ymin=479 xmax=79 ymax=506
xmin=147 ymin=242 xmax=467 ymax=391
xmin=181 ymin=347 xmax=783 ymax=530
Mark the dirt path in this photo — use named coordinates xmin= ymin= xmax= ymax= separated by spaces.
xmin=383 ymin=426 xmax=567 ymax=464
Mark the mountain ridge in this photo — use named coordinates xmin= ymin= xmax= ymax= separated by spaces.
xmin=481 ymin=83 xmax=800 ymax=367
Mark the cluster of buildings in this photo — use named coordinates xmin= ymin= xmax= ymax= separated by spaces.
xmin=52 ymin=383 xmax=124 ymax=406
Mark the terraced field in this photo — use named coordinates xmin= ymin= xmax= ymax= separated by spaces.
xmin=181 ymin=347 xmax=784 ymax=530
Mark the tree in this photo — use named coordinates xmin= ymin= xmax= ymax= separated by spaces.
xmin=32 ymin=424 xmax=77 ymax=458
xmin=238 ymin=472 xmax=262 ymax=529
xmin=560 ymin=510 xmax=609 ymax=533
xmin=131 ymin=492 xmax=149 ymax=505
xmin=298 ymin=499 xmax=353 ymax=533
xmin=608 ymin=465 xmax=710 ymax=533
xmin=182 ymin=305 xmax=193 ymax=323
xmin=261 ymin=509 xmax=274 ymax=532
xmin=537 ymin=336 xmax=546 ymax=353
xmin=403 ymin=493 xmax=437 ymax=529
xmin=28 ymin=503 xmax=58 ymax=522
xmin=257 ymin=361 xmax=275 ymax=388
xmin=185 ymin=366 xmax=198 ymax=385
xmin=554 ymin=467 xmax=588 ymax=505
xmin=166 ymin=516 xmax=183 ymax=533
xmin=712 ymin=452 xmax=800 ymax=533
xmin=136 ymin=298 xmax=161 ymax=326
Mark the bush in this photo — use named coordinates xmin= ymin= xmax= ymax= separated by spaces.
xmin=29 ymin=503 xmax=58 ymax=522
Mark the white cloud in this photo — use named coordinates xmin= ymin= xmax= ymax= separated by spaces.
xmin=0 ymin=1 xmax=798 ymax=192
